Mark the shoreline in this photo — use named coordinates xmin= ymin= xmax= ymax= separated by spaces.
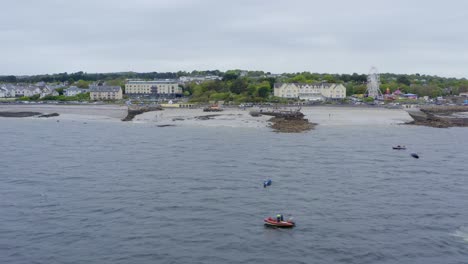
xmin=0 ymin=104 xmax=127 ymax=119
xmin=0 ymin=104 xmax=414 ymax=130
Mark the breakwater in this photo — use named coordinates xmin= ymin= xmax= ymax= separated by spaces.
xmin=122 ymin=105 xmax=163 ymax=121
xmin=406 ymin=106 xmax=468 ymax=128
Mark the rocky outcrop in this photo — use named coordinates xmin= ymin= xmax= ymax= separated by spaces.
xmin=122 ymin=105 xmax=163 ymax=121
xmin=0 ymin=111 xmax=42 ymax=117
xmin=406 ymin=106 xmax=468 ymax=128
xmin=250 ymin=109 xmax=314 ymax=133
xmin=38 ymin=113 xmax=60 ymax=118
xmin=268 ymin=117 xmax=315 ymax=133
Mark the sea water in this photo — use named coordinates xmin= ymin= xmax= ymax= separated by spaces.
xmin=0 ymin=118 xmax=467 ymax=264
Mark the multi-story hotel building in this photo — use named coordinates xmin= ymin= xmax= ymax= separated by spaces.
xmin=125 ymin=79 xmax=182 ymax=96
xmin=274 ymin=82 xmax=346 ymax=101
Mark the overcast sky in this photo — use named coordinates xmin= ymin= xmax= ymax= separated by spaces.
xmin=1 ymin=0 xmax=467 ymax=77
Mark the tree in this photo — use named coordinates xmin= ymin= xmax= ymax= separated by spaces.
xmin=0 ymin=75 xmax=17 ymax=82
xmin=204 ymin=80 xmax=225 ymax=92
xmin=397 ymin=76 xmax=411 ymax=86
xmin=106 ymin=79 xmax=125 ymax=88
xmin=210 ymin=92 xmax=230 ymax=101
xmin=258 ymin=86 xmax=270 ymax=98
xmin=192 ymin=84 xmax=207 ymax=97
xmin=30 ymin=94 xmax=40 ymax=100
xmin=350 ymin=84 xmax=367 ymax=95
xmin=230 ymin=78 xmax=248 ymax=94
xmin=350 ymin=73 xmax=367 ymax=83
xmin=247 ymin=84 xmax=257 ymax=96
xmin=56 ymin=88 xmax=65 ymax=95
xmin=223 ymin=71 xmax=239 ymax=81
xmin=323 ymin=74 xmax=335 ymax=83
xmin=76 ymin=79 xmax=90 ymax=88
xmin=290 ymin=75 xmax=308 ymax=83
xmin=257 ymin=81 xmax=271 ymax=98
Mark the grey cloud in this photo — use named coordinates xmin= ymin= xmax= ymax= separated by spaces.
xmin=1 ymin=0 xmax=467 ymax=77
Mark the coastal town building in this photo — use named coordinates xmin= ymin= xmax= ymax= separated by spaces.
xmin=178 ymin=75 xmax=222 ymax=84
xmin=14 ymin=86 xmax=42 ymax=97
xmin=125 ymin=79 xmax=182 ymax=96
xmin=0 ymin=87 xmax=7 ymax=98
xmin=40 ymin=86 xmax=59 ymax=98
xmin=265 ymin=73 xmax=285 ymax=79
xmin=64 ymin=86 xmax=86 ymax=96
xmin=89 ymin=85 xmax=122 ymax=100
xmin=273 ymin=82 xmax=346 ymax=101
xmin=0 ymin=84 xmax=62 ymax=98
xmin=0 ymin=85 xmax=15 ymax=97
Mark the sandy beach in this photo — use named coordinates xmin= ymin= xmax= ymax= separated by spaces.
xmin=133 ymin=108 xmax=272 ymax=128
xmin=133 ymin=106 xmax=413 ymax=128
xmin=0 ymin=104 xmax=414 ymax=128
xmin=0 ymin=104 xmax=128 ymax=121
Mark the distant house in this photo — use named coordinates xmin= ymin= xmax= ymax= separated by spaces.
xmin=0 ymin=85 xmax=14 ymax=97
xmin=40 ymin=86 xmax=59 ymax=98
xmin=0 ymin=84 xmax=61 ymax=98
xmin=178 ymin=75 xmax=222 ymax=84
xmin=460 ymin=92 xmax=468 ymax=97
xmin=64 ymin=86 xmax=85 ymax=97
xmin=89 ymin=85 xmax=122 ymax=100
xmin=11 ymin=86 xmax=23 ymax=97
xmin=266 ymin=73 xmax=285 ymax=79
xmin=14 ymin=86 xmax=41 ymax=97
xmin=0 ymin=85 xmax=16 ymax=97
xmin=35 ymin=81 xmax=47 ymax=88
xmin=274 ymin=82 xmax=346 ymax=101
xmin=0 ymin=87 xmax=7 ymax=98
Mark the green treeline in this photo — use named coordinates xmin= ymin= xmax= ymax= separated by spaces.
xmin=0 ymin=70 xmax=222 ymax=83
xmin=2 ymin=70 xmax=468 ymax=102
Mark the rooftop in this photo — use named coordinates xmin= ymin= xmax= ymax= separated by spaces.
xmin=89 ymin=85 xmax=121 ymax=92
xmin=274 ymin=82 xmax=341 ymax=88
xmin=127 ymin=79 xmax=178 ymax=84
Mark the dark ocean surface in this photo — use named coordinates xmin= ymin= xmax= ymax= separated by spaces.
xmin=1 ymin=118 xmax=467 ymax=264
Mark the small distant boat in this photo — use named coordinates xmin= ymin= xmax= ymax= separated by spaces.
xmin=203 ymin=104 xmax=223 ymax=112
xmin=411 ymin=153 xmax=419 ymax=159
xmin=392 ymin=146 xmax=406 ymax=150
xmin=263 ymin=179 xmax=272 ymax=188
xmin=264 ymin=217 xmax=295 ymax=228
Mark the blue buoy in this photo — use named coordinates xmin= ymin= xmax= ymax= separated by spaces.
xmin=263 ymin=179 xmax=272 ymax=188
xmin=411 ymin=153 xmax=419 ymax=159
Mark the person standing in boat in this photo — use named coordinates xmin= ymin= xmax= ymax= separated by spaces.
xmin=276 ymin=214 xmax=284 ymax=222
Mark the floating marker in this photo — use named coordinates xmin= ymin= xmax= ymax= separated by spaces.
xmin=263 ymin=179 xmax=272 ymax=188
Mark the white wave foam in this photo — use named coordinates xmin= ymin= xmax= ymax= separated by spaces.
xmin=452 ymin=226 xmax=468 ymax=243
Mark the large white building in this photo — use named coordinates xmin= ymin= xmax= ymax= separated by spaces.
xmin=125 ymin=79 xmax=182 ymax=95
xmin=274 ymin=82 xmax=346 ymax=101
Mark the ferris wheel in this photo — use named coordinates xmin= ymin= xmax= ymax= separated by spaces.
xmin=366 ymin=66 xmax=383 ymax=99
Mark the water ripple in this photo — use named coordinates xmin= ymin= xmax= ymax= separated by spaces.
xmin=0 ymin=121 xmax=467 ymax=263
